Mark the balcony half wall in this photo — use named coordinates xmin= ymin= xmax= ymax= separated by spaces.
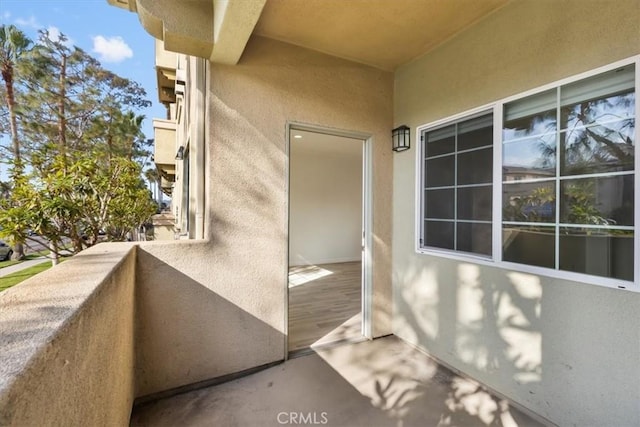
xmin=153 ymin=118 xmax=176 ymax=178
xmin=0 ymin=240 xmax=285 ymax=425
xmin=0 ymin=244 xmax=136 ymax=426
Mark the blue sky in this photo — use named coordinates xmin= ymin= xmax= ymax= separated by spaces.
xmin=0 ymin=0 xmax=165 ymax=146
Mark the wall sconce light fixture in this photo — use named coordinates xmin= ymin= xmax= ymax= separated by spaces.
xmin=392 ymin=125 xmax=410 ymax=152
xmin=175 ymin=146 xmax=185 ymax=160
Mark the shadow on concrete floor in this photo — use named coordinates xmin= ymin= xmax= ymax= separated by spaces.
xmin=131 ymin=336 xmax=545 ymax=427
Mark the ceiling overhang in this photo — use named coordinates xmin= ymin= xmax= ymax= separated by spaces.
xmin=108 ymin=0 xmax=508 ymax=70
xmin=107 ymin=0 xmax=266 ymax=64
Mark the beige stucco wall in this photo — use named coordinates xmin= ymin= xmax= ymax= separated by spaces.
xmin=393 ymin=1 xmax=640 ymax=426
xmin=0 ymin=244 xmax=136 ymax=426
xmin=133 ymin=38 xmax=393 ymax=395
xmin=210 ymin=36 xmax=394 ymax=338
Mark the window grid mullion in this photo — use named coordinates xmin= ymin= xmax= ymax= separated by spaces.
xmin=454 ymin=122 xmax=458 ymax=250
xmin=421 ymin=133 xmax=426 ymax=247
xmin=555 ymin=86 xmax=561 ymax=271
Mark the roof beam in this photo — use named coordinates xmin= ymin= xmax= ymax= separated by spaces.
xmin=211 ymin=0 xmax=267 ymax=64
xmin=107 ymin=0 xmax=266 ymax=65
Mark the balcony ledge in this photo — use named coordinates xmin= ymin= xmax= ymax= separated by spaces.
xmin=0 ymin=243 xmax=137 ymax=426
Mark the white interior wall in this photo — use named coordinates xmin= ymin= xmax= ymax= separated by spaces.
xmin=289 ymin=130 xmax=362 ymax=266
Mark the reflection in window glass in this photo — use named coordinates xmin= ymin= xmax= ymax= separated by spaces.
xmin=560 ymin=175 xmax=634 ymax=226
xmin=503 ymin=181 xmax=556 ymax=222
xmin=503 ymin=110 xmax=557 ymax=141
xmin=503 ymin=225 xmax=555 ymax=268
xmin=504 ymin=89 xmax=556 ymax=141
xmin=560 ymin=119 xmax=635 ymax=175
xmin=561 ymin=91 xmax=635 ymax=130
xmin=560 ymin=63 xmax=635 ymax=130
xmin=502 ymin=63 xmax=635 ymax=282
xmin=559 ymin=228 xmax=633 ymax=281
xmin=503 ymin=134 xmax=556 ymax=180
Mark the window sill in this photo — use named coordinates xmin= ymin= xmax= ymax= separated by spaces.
xmin=415 ymin=247 xmax=637 ymax=292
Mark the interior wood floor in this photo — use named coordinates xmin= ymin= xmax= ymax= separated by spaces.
xmin=288 ymin=261 xmax=362 ymax=353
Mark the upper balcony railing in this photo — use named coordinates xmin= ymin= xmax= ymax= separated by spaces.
xmin=153 ymin=118 xmax=177 ymax=174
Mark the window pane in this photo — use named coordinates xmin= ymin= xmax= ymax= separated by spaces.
xmin=560 ymin=119 xmax=635 ymax=175
xmin=503 ymin=181 xmax=556 ymax=222
xmin=560 ymin=175 xmax=634 ymax=226
xmin=503 ymin=134 xmax=556 ymax=180
xmin=562 ymin=92 xmax=635 ymax=130
xmin=425 ymin=221 xmax=454 ymax=250
xmin=458 ymin=114 xmax=493 ymax=151
xmin=425 ymin=125 xmax=455 ymax=157
xmin=559 ymin=227 xmax=633 ymax=281
xmin=458 ymin=148 xmax=492 ymax=185
xmin=457 ymin=186 xmax=492 ymax=221
xmin=560 ymin=64 xmax=635 ymax=130
xmin=425 ymin=189 xmax=454 ymax=219
xmin=457 ymin=222 xmax=492 ymax=256
xmin=503 ymin=225 xmax=555 ymax=268
xmin=426 ymin=155 xmax=455 ymax=188
xmin=504 ymin=89 xmax=557 ymax=141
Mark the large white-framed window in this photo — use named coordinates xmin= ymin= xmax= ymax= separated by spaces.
xmin=416 ymin=57 xmax=638 ymax=291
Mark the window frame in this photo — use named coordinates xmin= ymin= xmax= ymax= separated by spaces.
xmin=416 ymin=107 xmax=497 ymax=260
xmin=415 ymin=55 xmax=640 ymax=292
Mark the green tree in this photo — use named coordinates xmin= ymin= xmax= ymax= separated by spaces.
xmin=0 ymin=24 xmax=31 ymax=260
xmin=0 ymin=28 xmax=156 ymax=264
xmin=0 ymin=25 xmax=31 ymax=169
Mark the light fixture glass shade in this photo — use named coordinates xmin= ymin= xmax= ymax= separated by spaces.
xmin=392 ymin=125 xmax=410 ymax=152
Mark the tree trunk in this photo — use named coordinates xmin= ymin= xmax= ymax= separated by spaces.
xmin=1 ymin=65 xmax=21 ymax=168
xmin=11 ymin=242 xmax=25 ymax=260
xmin=49 ymin=240 xmax=59 ymax=266
xmin=2 ymin=61 xmax=25 ymax=261
xmin=57 ymin=53 xmax=67 ymax=168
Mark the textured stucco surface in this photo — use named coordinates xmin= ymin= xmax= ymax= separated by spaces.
xmin=254 ymin=0 xmax=508 ymax=71
xmin=121 ymin=37 xmax=394 ymax=398
xmin=0 ymin=243 xmax=136 ymax=426
xmin=134 ymin=241 xmax=287 ymax=396
xmin=393 ymin=1 xmax=640 ymax=426
xmin=210 ymin=36 xmax=394 ymax=338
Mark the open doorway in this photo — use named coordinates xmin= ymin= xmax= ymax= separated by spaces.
xmin=287 ymin=126 xmax=369 ymax=355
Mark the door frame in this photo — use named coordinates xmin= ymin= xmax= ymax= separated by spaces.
xmin=284 ymin=122 xmax=373 ymax=358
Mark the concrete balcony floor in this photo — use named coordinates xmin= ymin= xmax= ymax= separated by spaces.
xmin=131 ymin=336 xmax=545 ymax=427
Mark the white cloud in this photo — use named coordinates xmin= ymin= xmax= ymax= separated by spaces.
xmin=92 ymin=35 xmax=133 ymax=63
xmin=1 ymin=12 xmax=11 ymax=22
xmin=46 ymin=26 xmax=74 ymax=46
xmin=47 ymin=26 xmax=62 ymax=40
xmin=15 ymin=15 xmax=39 ymax=29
